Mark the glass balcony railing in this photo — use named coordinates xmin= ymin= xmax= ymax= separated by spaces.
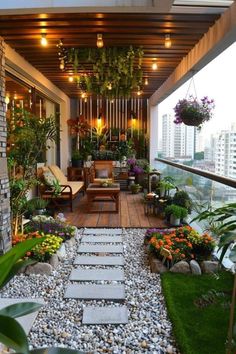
xmin=153 ymin=158 xmax=236 ymax=268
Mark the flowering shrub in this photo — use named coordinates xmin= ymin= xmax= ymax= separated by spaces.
xmin=127 ymin=158 xmax=144 ymax=175
xmin=24 ymin=214 xmax=77 ymax=241
xmin=174 ymin=96 xmax=215 ymax=126
xmin=12 ymin=231 xmax=63 ymax=262
xmin=146 ymin=226 xmax=215 ymax=267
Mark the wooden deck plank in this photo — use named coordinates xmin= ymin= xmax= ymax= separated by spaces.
xmin=62 ymin=191 xmax=167 ymax=228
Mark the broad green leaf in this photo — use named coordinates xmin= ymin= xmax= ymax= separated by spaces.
xmin=0 ymin=302 xmax=43 ymax=318
xmin=219 ymin=244 xmax=230 ymax=263
xmin=1 ymin=258 xmax=36 ymax=289
xmin=0 ymin=315 xmax=29 ymax=353
xmin=219 ymin=232 xmax=236 ymax=247
xmin=0 ymin=238 xmax=45 ymax=289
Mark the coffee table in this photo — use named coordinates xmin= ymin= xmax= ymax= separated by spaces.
xmin=86 ymin=183 xmax=120 ymax=213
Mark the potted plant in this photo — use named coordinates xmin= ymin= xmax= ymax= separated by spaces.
xmin=111 ymin=128 xmax=120 ymax=141
xmin=158 ymin=177 xmax=176 ymax=198
xmin=25 ymin=197 xmax=48 ymax=217
xmin=165 ymin=204 xmax=188 ymax=226
xmin=71 ymin=150 xmax=84 ymax=168
xmin=173 ymin=96 xmax=214 ymax=128
xmin=130 ymin=183 xmax=141 ymax=194
xmin=172 ymin=190 xmax=192 ymax=214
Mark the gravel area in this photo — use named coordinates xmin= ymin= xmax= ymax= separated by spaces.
xmin=0 ymin=228 xmax=179 ymax=354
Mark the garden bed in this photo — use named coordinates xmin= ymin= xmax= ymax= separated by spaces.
xmin=161 ymin=271 xmax=235 ymax=354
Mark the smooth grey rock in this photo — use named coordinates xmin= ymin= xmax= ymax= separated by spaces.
xmin=0 ymin=298 xmax=44 ymax=334
xmin=69 ymin=268 xmax=124 ymax=281
xmin=57 ymin=244 xmax=66 ymax=260
xmin=64 ymin=284 xmax=125 ymax=301
xmin=83 ymin=228 xmax=122 ymax=235
xmin=49 ymin=254 xmax=59 ymax=268
xmin=82 ymin=306 xmax=128 ymax=325
xmin=66 ymin=237 xmax=77 ymax=247
xmin=81 ymin=235 xmax=122 ymax=243
xmin=150 ymin=258 xmax=168 ymax=274
xmin=201 ymin=260 xmax=219 ymax=273
xmin=74 ymin=255 xmax=124 ymax=266
xmin=25 ymin=262 xmax=52 ymax=276
xmin=190 ymin=260 xmax=202 ymax=275
xmin=78 ymin=244 xmax=123 ymax=254
xmin=170 ymin=261 xmax=191 ymax=274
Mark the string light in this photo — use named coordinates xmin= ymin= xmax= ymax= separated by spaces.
xmin=137 ymin=86 xmax=142 ymax=96
xmin=144 ymin=77 xmax=149 ymax=85
xmin=40 ymin=34 xmax=48 ymax=46
xmin=152 ymin=59 xmax=158 ymax=70
xmin=165 ymin=34 xmax=172 ymax=48
xmin=68 ymin=75 xmax=74 ymax=83
xmin=59 ymin=59 xmax=65 ymax=70
xmin=96 ymin=34 xmax=104 ymax=48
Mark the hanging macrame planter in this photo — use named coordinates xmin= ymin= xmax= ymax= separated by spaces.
xmin=173 ymin=75 xmax=215 ymax=128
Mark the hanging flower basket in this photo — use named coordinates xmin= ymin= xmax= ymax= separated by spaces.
xmin=174 ymin=96 xmax=215 ymax=128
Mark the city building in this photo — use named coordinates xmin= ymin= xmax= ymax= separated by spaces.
xmin=215 ymin=124 xmax=236 ymax=178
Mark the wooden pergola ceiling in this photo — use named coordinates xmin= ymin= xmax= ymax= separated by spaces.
xmin=0 ymin=12 xmax=222 ymax=98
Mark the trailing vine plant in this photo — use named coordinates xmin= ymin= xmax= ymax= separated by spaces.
xmin=58 ymin=42 xmax=144 ymax=98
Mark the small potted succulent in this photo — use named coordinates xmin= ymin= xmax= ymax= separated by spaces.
xmin=173 ymin=95 xmax=214 ymax=128
xmin=165 ymin=204 xmax=188 ymax=226
xmin=25 ymin=197 xmax=48 ymax=217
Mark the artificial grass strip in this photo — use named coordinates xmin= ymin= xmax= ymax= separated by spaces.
xmin=161 ymin=271 xmax=234 ymax=354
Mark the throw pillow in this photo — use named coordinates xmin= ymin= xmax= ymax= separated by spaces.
xmin=43 ymin=170 xmax=58 ymax=186
xmin=95 ymin=169 xmax=109 ymax=179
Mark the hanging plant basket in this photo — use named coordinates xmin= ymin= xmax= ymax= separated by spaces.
xmin=180 ymin=110 xmax=205 ymax=126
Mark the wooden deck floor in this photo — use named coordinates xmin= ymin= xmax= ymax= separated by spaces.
xmin=63 ymin=192 xmax=167 ymax=228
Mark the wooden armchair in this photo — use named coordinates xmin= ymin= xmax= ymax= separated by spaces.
xmin=92 ymin=161 xmax=114 ymax=183
xmin=37 ymin=165 xmax=84 ymax=212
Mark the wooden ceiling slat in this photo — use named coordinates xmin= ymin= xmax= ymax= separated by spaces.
xmin=0 ymin=12 xmax=219 ymax=98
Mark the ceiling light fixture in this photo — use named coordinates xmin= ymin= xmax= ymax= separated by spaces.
xmin=165 ymin=34 xmax=172 ymax=48
xmin=59 ymin=59 xmax=65 ymax=70
xmin=152 ymin=59 xmax=158 ymax=70
xmin=144 ymin=77 xmax=149 ymax=86
xmin=40 ymin=33 xmax=48 ymax=46
xmin=96 ymin=34 xmax=104 ymax=48
xmin=68 ymin=75 xmax=74 ymax=83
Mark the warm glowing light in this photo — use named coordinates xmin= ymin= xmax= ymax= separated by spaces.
xmin=165 ymin=34 xmax=172 ymax=48
xmin=137 ymin=87 xmax=142 ymax=96
xmin=144 ymin=78 xmax=149 ymax=85
xmin=107 ymin=82 xmax=112 ymax=90
xmin=28 ymin=88 xmax=32 ymax=93
xmin=84 ymin=97 xmax=88 ymax=103
xmin=97 ymin=34 xmax=104 ymax=48
xmin=59 ymin=60 xmax=65 ymax=70
xmin=5 ymin=96 xmax=10 ymax=105
xmin=13 ymin=93 xmax=17 ymax=100
xmin=40 ymin=34 xmax=48 ymax=46
xmin=68 ymin=75 xmax=74 ymax=83
xmin=81 ymin=92 xmax=86 ymax=99
xmin=111 ymin=100 xmax=114 ymax=104
xmin=152 ymin=59 xmax=158 ymax=70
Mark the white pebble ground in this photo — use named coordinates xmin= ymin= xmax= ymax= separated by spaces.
xmin=0 ymin=228 xmax=179 ymax=354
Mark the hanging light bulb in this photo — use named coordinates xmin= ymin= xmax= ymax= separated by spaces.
xmin=144 ymin=77 xmax=149 ymax=86
xmin=107 ymin=82 xmax=112 ymax=90
xmin=40 ymin=33 xmax=48 ymax=46
xmin=81 ymin=92 xmax=86 ymax=99
xmin=5 ymin=96 xmax=10 ymax=105
xmin=165 ymin=34 xmax=172 ymax=48
xmin=59 ymin=59 xmax=65 ymax=70
xmin=97 ymin=34 xmax=104 ymax=48
xmin=137 ymin=86 xmax=142 ymax=96
xmin=152 ymin=59 xmax=158 ymax=70
xmin=13 ymin=93 xmax=17 ymax=100
xmin=84 ymin=97 xmax=88 ymax=103
xmin=68 ymin=75 xmax=74 ymax=83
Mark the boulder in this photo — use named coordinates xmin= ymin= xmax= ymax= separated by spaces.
xmin=49 ymin=254 xmax=59 ymax=268
xmin=66 ymin=237 xmax=76 ymax=248
xmin=170 ymin=261 xmax=191 ymax=274
xmin=57 ymin=244 xmax=66 ymax=260
xmin=201 ymin=261 xmax=219 ymax=274
xmin=150 ymin=258 xmax=168 ymax=273
xmin=25 ymin=262 xmax=52 ymax=276
xmin=190 ymin=260 xmax=202 ymax=275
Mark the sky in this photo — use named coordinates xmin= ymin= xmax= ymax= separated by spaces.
xmin=158 ymin=41 xmax=236 ymax=147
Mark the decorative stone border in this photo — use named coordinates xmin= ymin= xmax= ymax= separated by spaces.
xmin=147 ymin=249 xmax=219 ymax=275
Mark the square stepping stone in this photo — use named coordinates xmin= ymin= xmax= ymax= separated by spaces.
xmin=0 ymin=298 xmax=44 ymax=334
xmin=78 ymin=244 xmax=123 ymax=254
xmin=70 ymin=268 xmax=124 ymax=281
xmin=81 ymin=236 xmax=122 ymax=243
xmin=83 ymin=228 xmax=122 ymax=235
xmin=74 ymin=255 xmax=124 ymax=266
xmin=64 ymin=284 xmax=125 ymax=301
xmin=82 ymin=306 xmax=128 ymax=325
